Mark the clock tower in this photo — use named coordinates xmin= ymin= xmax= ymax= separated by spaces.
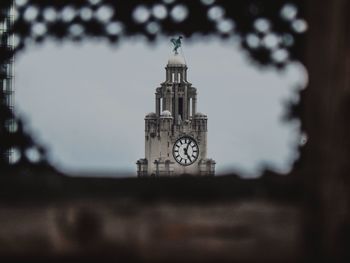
xmin=136 ymin=43 xmax=215 ymax=176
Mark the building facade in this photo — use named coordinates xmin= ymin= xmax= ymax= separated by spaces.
xmin=136 ymin=53 xmax=215 ymax=176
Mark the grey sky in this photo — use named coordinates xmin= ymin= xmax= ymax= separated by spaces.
xmin=15 ymin=37 xmax=307 ymax=177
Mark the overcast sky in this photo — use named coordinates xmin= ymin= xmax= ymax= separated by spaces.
xmin=14 ymin=37 xmax=307 ymax=177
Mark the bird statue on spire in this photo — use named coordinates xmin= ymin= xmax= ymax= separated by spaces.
xmin=170 ymin=36 xmax=183 ymax=55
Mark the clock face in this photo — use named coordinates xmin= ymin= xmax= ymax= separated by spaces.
xmin=173 ymin=136 xmax=199 ymax=166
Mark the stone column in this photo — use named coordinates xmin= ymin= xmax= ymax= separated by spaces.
xmin=162 ymin=98 xmax=166 ymax=111
xmin=174 ymin=84 xmax=178 ymax=122
xmin=156 ymin=95 xmax=160 ymax=117
xmin=192 ymin=96 xmax=197 ymax=116
xmin=166 ymin=89 xmax=173 ymax=113
xmin=174 ymin=68 xmax=178 ymax=83
xmin=184 ymin=85 xmax=188 ymax=120
xmin=187 ymin=97 xmax=190 ymax=120
xmin=166 ymin=67 xmax=170 ymax=82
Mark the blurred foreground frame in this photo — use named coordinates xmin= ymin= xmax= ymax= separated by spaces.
xmin=0 ymin=0 xmax=349 ymax=262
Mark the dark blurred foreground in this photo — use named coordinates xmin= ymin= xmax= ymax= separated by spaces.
xmin=0 ymin=171 xmax=303 ymax=262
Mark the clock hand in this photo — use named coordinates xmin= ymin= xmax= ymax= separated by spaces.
xmin=184 ymin=147 xmax=192 ymax=162
xmin=186 ymin=142 xmax=190 ymax=152
xmin=187 ymin=153 xmax=192 ymax=162
xmin=184 ymin=144 xmax=190 ymax=154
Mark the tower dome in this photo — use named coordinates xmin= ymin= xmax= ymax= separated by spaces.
xmin=160 ymin=110 xmax=172 ymax=118
xmin=167 ymin=54 xmax=186 ymax=66
xmin=194 ymin=112 xmax=207 ymax=119
xmin=145 ymin=112 xmax=157 ymax=119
